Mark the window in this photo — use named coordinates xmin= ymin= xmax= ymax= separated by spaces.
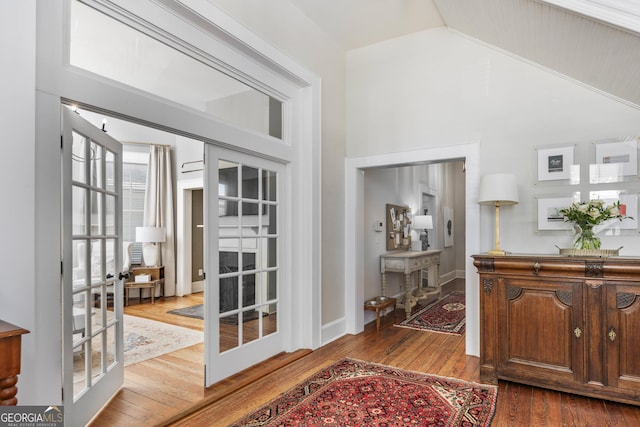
xmin=122 ymin=150 xmax=148 ymax=265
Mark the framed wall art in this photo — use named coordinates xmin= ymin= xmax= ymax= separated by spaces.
xmin=536 ymin=195 xmax=580 ymax=230
xmin=536 ymin=144 xmax=578 ymax=183
xmin=589 ymin=190 xmax=639 ymax=231
xmin=590 ymin=138 xmax=638 ymax=184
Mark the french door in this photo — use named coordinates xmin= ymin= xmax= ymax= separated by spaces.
xmin=204 ymin=145 xmax=287 ymax=385
xmin=61 ymin=107 xmax=124 ymax=426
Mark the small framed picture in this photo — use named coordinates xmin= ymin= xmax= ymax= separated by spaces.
xmin=537 ymin=195 xmax=580 ymax=230
xmin=537 ymin=145 xmax=578 ymax=182
xmin=589 ymin=191 xmax=639 ymax=231
xmin=590 ymin=138 xmax=638 ymax=183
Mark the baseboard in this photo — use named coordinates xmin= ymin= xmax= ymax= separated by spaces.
xmin=321 ymin=316 xmax=347 ymax=347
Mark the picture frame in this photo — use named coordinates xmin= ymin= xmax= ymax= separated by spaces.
xmin=590 ymin=138 xmax=638 ymax=183
xmin=443 ymin=207 xmax=454 ymax=247
xmin=536 ymin=195 xmax=580 ymax=230
xmin=536 ymin=145 xmax=578 ymax=182
xmin=589 ymin=191 xmax=639 ymax=231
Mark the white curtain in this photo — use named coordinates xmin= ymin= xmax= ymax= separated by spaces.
xmin=144 ymin=145 xmax=176 ymax=296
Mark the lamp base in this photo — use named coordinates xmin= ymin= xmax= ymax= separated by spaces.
xmin=142 ymin=243 xmax=159 ymax=267
xmin=487 ymin=249 xmax=507 ymax=256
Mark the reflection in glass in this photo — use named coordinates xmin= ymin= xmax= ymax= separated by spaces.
xmin=105 ymin=149 xmax=115 ymax=192
xmin=72 ymin=186 xmax=87 ymax=235
xmin=266 ymin=204 xmax=277 ymax=234
xmin=70 ymin=1 xmax=283 ymax=139
xmin=90 ymin=190 xmax=102 ymax=235
xmin=242 ymin=166 xmax=259 ymax=200
xmin=91 ymin=334 xmax=104 ymax=384
xmin=220 ymin=318 xmax=239 ymax=353
xmin=219 ymin=249 xmax=239 ymax=273
xmin=219 ymin=161 xmax=238 ymax=197
xmin=105 ymin=195 xmax=116 ymax=236
xmin=264 ymin=308 xmax=277 ymax=337
xmin=106 ymin=324 xmax=116 ymax=367
xmin=219 ymin=277 xmax=239 ymax=313
xmin=91 ymin=239 xmax=103 ymax=281
xmin=266 ymin=238 xmax=277 ymax=268
xmin=91 ymin=142 xmax=103 ymax=189
xmin=242 ymin=309 xmax=259 ymax=345
xmin=262 ymin=169 xmax=277 ymax=202
xmin=72 ymin=131 xmax=87 ymax=184
xmin=242 ymin=274 xmax=257 ymax=307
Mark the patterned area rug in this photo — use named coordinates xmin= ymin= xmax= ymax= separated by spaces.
xmin=168 ymin=304 xmax=204 ymax=319
xmin=122 ymin=314 xmax=203 ymax=365
xmin=74 ymin=314 xmax=203 ymax=382
xmin=230 ymin=358 xmax=497 ymax=426
xmin=168 ymin=304 xmax=264 ymax=324
xmin=396 ymin=291 xmax=466 ymax=335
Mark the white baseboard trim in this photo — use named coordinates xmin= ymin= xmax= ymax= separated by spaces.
xmin=321 ymin=316 xmax=348 ymax=346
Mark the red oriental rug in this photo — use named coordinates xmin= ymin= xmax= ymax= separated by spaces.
xmin=395 ymin=291 xmax=466 ymax=335
xmin=230 ymin=358 xmax=497 ymax=426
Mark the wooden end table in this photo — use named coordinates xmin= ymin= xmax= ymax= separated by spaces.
xmin=364 ymin=297 xmax=397 ymax=332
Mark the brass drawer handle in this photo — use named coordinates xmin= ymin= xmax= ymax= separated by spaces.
xmin=608 ymin=328 xmax=617 ymax=342
xmin=574 ymin=327 xmax=582 ymax=338
xmin=533 ymin=262 xmax=541 ymax=275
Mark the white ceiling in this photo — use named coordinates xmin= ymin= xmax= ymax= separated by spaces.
xmin=289 ymin=0 xmax=640 ymax=108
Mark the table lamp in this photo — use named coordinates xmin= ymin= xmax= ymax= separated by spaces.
xmin=478 ymin=173 xmax=519 ymax=255
xmin=135 ymin=226 xmax=166 ymax=266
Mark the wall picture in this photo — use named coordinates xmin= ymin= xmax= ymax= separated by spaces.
xmin=386 ymin=203 xmax=411 ymax=251
xmin=537 ymin=196 xmax=578 ymax=230
xmin=443 ymin=207 xmax=454 ymax=247
xmin=537 ymin=145 xmax=577 ymax=182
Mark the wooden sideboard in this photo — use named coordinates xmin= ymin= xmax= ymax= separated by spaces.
xmin=473 ymin=254 xmax=640 ymax=405
xmin=0 ymin=320 xmax=29 ymax=405
xmin=381 ymin=250 xmax=441 ymax=318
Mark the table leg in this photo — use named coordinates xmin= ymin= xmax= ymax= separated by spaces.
xmin=376 ymin=308 xmax=381 ymax=332
xmin=404 ymin=273 xmax=413 ymax=318
xmin=381 ymin=272 xmax=387 ymax=297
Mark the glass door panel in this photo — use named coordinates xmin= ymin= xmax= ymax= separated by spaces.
xmin=205 ymin=146 xmax=286 ymax=385
xmin=62 ymin=107 xmax=124 ymax=426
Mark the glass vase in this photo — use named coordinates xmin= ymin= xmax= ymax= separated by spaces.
xmin=573 ymin=225 xmax=601 ymax=250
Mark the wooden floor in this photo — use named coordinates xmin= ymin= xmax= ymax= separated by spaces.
xmin=89 ymin=290 xmax=640 ymax=426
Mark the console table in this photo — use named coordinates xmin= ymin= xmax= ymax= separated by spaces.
xmin=125 ymin=266 xmax=165 ymax=305
xmin=473 ymin=254 xmax=640 ymax=406
xmin=380 ymin=250 xmax=441 ymax=318
xmin=0 ymin=320 xmax=29 ymax=405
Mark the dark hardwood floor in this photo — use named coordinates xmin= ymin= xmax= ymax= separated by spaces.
xmin=89 ymin=287 xmax=640 ymax=426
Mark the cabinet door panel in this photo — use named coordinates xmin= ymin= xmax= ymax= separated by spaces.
xmin=499 ymin=279 xmax=583 ymax=384
xmin=607 ymin=283 xmax=640 ymax=391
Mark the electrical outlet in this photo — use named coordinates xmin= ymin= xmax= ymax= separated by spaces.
xmin=374 ymin=220 xmax=384 ymax=232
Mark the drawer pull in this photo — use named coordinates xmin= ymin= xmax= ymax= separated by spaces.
xmin=533 ymin=262 xmax=541 ymax=275
xmin=608 ymin=328 xmax=617 ymax=342
xmin=573 ymin=327 xmax=582 ymax=338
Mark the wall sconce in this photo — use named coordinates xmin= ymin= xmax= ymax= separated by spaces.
xmin=478 ymin=173 xmax=519 ymax=255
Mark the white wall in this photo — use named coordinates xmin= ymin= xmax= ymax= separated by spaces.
xmin=347 ymin=28 xmax=640 ymax=257
xmin=0 ymin=0 xmax=40 ymax=403
xmin=209 ymin=0 xmax=348 ymax=324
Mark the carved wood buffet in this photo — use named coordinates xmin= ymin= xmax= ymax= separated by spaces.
xmin=473 ymin=254 xmax=640 ymax=405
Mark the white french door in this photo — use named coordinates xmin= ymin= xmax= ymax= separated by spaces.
xmin=204 ymin=144 xmax=287 ymax=385
xmin=61 ymin=107 xmax=124 ymax=426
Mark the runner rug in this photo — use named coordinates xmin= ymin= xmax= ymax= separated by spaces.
xmin=395 ymin=291 xmax=466 ymax=335
xmin=230 ymin=358 xmax=497 ymax=426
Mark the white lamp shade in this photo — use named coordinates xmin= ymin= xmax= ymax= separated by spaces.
xmin=412 ymin=215 xmax=433 ymax=230
xmin=135 ymin=226 xmax=166 ymax=243
xmin=478 ymin=173 xmax=519 ymax=206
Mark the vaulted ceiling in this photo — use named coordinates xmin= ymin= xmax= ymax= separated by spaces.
xmin=289 ymin=0 xmax=640 ymax=108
